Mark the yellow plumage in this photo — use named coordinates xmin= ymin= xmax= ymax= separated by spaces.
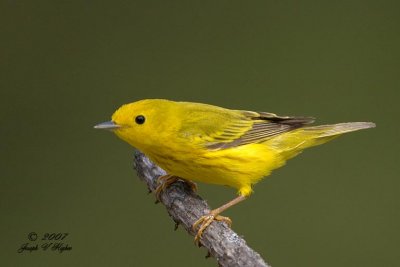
xmin=106 ymin=99 xmax=374 ymax=196
xmin=95 ymin=99 xmax=375 ymax=242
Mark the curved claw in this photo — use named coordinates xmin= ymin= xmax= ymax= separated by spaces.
xmin=192 ymin=212 xmax=232 ymax=245
xmin=186 ymin=180 xmax=198 ymax=192
xmin=154 ymin=175 xmax=178 ymax=202
xmin=154 ymin=175 xmax=197 ymax=202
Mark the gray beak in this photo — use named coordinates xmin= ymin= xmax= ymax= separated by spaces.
xmin=94 ymin=121 xmax=121 ymax=130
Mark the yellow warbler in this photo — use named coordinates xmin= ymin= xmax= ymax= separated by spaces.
xmin=95 ymin=99 xmax=375 ymax=242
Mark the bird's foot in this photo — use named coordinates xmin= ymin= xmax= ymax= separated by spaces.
xmin=154 ymin=175 xmax=197 ymax=203
xmin=192 ymin=211 xmax=232 ymax=245
xmin=154 ymin=174 xmax=178 ymax=202
xmin=184 ymin=180 xmax=198 ymax=192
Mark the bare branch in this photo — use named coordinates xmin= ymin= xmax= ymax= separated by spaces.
xmin=133 ymin=150 xmax=270 ymax=267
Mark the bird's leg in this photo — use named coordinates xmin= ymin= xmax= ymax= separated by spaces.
xmin=154 ymin=174 xmax=197 ymax=202
xmin=192 ymin=195 xmax=247 ymax=245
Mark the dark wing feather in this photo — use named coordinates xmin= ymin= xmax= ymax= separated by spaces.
xmin=206 ymin=111 xmax=314 ymax=150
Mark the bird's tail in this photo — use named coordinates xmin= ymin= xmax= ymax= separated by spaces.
xmin=301 ymin=122 xmax=376 ymax=143
xmin=267 ymin=122 xmax=376 ymax=161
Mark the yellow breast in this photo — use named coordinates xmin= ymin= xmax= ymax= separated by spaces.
xmin=146 ymin=143 xmax=283 ymax=196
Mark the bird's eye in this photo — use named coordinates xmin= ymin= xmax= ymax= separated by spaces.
xmin=135 ymin=115 xmax=145 ymax=125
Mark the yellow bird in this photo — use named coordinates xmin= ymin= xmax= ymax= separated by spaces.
xmin=95 ymin=99 xmax=375 ymax=242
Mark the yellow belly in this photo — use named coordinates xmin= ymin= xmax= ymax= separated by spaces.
xmin=146 ymin=143 xmax=284 ymax=196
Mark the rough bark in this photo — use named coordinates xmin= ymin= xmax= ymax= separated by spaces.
xmin=133 ymin=150 xmax=270 ymax=267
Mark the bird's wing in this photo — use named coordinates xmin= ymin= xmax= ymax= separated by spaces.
xmin=205 ymin=111 xmax=314 ymax=150
xmin=178 ymin=103 xmax=314 ymax=150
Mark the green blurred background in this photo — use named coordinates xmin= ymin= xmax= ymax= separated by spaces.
xmin=1 ymin=1 xmax=399 ymax=266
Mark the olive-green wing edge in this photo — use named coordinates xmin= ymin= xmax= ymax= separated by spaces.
xmin=206 ymin=111 xmax=315 ymax=150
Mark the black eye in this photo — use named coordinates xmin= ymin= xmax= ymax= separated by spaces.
xmin=135 ymin=115 xmax=145 ymax=124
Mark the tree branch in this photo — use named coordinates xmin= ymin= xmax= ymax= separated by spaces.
xmin=133 ymin=150 xmax=270 ymax=267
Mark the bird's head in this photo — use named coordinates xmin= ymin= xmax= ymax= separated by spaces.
xmin=95 ymin=99 xmax=177 ymax=150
